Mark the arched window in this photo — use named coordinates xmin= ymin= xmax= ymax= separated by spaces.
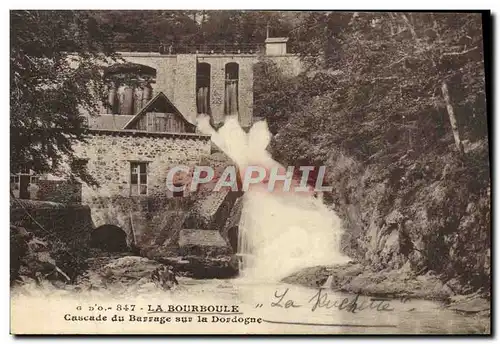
xmin=103 ymin=63 xmax=156 ymax=116
xmin=196 ymin=63 xmax=211 ymax=114
xmin=224 ymin=63 xmax=239 ymax=115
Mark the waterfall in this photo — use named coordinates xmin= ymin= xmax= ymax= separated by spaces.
xmin=196 ymin=115 xmax=350 ymax=282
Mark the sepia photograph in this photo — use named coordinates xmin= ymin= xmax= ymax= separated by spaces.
xmin=9 ymin=10 xmax=491 ymax=335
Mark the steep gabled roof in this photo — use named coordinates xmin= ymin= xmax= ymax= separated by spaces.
xmin=122 ymin=92 xmax=196 ymax=130
xmin=87 ymin=114 xmax=134 ymax=130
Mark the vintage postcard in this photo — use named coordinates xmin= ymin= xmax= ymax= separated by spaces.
xmin=10 ymin=10 xmax=491 ymax=335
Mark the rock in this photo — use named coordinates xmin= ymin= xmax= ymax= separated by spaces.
xmin=444 ymin=277 xmax=462 ymax=294
xmin=137 ymin=228 xmax=237 ymax=279
xmin=344 ymin=270 xmax=390 ymax=295
xmin=320 ymin=275 xmax=335 ymax=289
xmin=283 ymin=262 xmax=455 ymax=300
xmin=386 ymin=209 xmax=404 ymax=224
xmin=184 ymin=187 xmax=242 ymax=231
xmin=11 ymin=225 xmax=74 ymax=285
xmin=282 ymin=263 xmax=363 ymax=289
xmin=221 ymin=196 xmax=243 ymax=252
xmin=378 ymin=229 xmax=402 ymax=269
xmin=178 ymin=229 xmax=231 ymax=257
xmin=281 ymin=265 xmax=331 ymax=288
xmin=448 ymin=295 xmax=490 ymax=314
xmin=98 ymin=256 xmax=163 ymax=284
xmin=151 ymin=265 xmax=178 ymax=290
xmin=180 ymin=255 xmax=237 ymax=278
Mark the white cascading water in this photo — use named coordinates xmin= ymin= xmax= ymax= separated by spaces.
xmin=197 ymin=115 xmax=350 ymax=282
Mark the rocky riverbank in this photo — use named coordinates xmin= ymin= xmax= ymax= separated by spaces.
xmin=282 ymin=262 xmax=490 ymax=318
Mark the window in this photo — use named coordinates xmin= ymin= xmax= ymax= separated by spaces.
xmin=103 ymin=63 xmax=156 ymax=116
xmin=130 ymin=162 xmax=148 ymax=196
xmin=19 ymin=166 xmax=31 ymax=174
xmin=196 ymin=63 xmax=211 ymax=114
xmin=10 ymin=175 xmax=20 ymax=190
xmin=224 ymin=62 xmax=239 ymax=115
xmin=11 ymin=167 xmax=38 ymax=199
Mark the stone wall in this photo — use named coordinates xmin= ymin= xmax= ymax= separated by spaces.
xmin=173 ymin=55 xmax=198 ymax=123
xmin=37 ymin=180 xmax=82 ymax=204
xmin=71 ymin=131 xmax=211 ymax=245
xmin=73 ymin=131 xmax=211 ymax=200
xmin=10 ymin=200 xmax=93 ymax=248
xmin=88 ymin=194 xmax=194 ymax=248
xmin=199 ymin=55 xmax=256 ymax=129
xmin=70 ymin=52 xmax=302 ymax=252
xmin=114 ymin=52 xmax=301 ymax=129
xmin=116 ymin=53 xmax=178 ymax=100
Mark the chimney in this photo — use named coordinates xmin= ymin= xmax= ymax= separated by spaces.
xmin=265 ymin=37 xmax=289 ymax=56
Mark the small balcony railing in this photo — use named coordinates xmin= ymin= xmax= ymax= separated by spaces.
xmin=110 ymin=42 xmax=264 ymax=55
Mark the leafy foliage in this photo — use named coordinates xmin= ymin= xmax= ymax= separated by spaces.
xmin=10 ymin=10 xmax=117 ymax=179
xmin=92 ymin=10 xmax=200 ymax=45
xmin=93 ymin=10 xmax=296 ymax=46
xmin=255 ymin=12 xmax=490 ymax=292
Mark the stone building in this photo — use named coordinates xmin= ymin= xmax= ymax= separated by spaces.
xmin=96 ymin=38 xmax=300 ymax=129
xmin=11 ymin=37 xmax=301 ymax=261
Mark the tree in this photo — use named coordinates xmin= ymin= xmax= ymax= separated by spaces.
xmin=92 ymin=10 xmax=200 ymax=46
xmin=253 ymin=58 xmax=300 ymax=133
xmin=285 ymin=12 xmax=487 ymax=160
xmin=10 ymin=10 xmax=117 ymax=181
xmin=193 ymin=11 xmax=294 ymax=46
xmin=89 ymin=10 xmax=299 ymax=51
xmin=257 ymin=12 xmax=486 ymax=165
xmin=254 ymin=12 xmax=490 ymax=290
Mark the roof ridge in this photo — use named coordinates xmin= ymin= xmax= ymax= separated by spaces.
xmin=122 ymin=91 xmax=195 ymax=130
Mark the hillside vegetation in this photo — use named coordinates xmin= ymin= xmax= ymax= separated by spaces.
xmin=254 ymin=12 xmax=490 ymax=295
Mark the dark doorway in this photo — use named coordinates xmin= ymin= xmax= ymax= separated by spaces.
xmin=90 ymin=225 xmax=128 ymax=252
xmin=224 ymin=63 xmax=239 ymax=115
xmin=196 ymin=62 xmax=211 ymax=114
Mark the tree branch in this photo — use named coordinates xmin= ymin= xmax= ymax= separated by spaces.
xmin=442 ymin=46 xmax=478 ymax=56
xmin=441 ymin=81 xmax=464 ymax=156
xmin=387 ymin=56 xmax=408 ymax=68
xmin=401 ymin=13 xmax=417 ymax=40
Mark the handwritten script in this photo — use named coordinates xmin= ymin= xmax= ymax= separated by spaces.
xmin=266 ymin=288 xmax=406 ymax=314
